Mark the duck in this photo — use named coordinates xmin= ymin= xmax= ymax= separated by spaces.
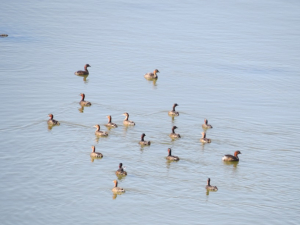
xmin=74 ymin=64 xmax=91 ymax=75
xmin=139 ymin=133 xmax=151 ymax=145
xmin=0 ymin=34 xmax=8 ymax=37
xmin=169 ymin=126 xmax=181 ymax=138
xmin=200 ymin=132 xmax=211 ymax=143
xmin=202 ymin=119 xmax=213 ymax=129
xmin=47 ymin=114 xmax=60 ymax=125
xmin=112 ymin=180 xmax=125 ymax=193
xmin=79 ymin=93 xmax=92 ymax=106
xmin=168 ymin=103 xmax=179 ymax=116
xmin=222 ymin=151 xmax=241 ymax=162
xmin=93 ymin=125 xmax=108 ymax=136
xmin=166 ymin=148 xmax=180 ymax=161
xmin=123 ymin=112 xmax=135 ymax=126
xmin=205 ymin=178 xmax=218 ymax=191
xmin=105 ymin=115 xmax=118 ymax=128
xmin=115 ymin=163 xmax=127 ymax=176
xmin=144 ymin=69 xmax=159 ymax=79
xmin=90 ymin=146 xmax=103 ymax=158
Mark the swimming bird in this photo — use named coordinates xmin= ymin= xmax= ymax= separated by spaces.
xmin=200 ymin=132 xmax=211 ymax=143
xmin=90 ymin=146 xmax=103 ymax=158
xmin=205 ymin=178 xmax=218 ymax=191
xmin=115 ymin=163 xmax=127 ymax=176
xmin=139 ymin=133 xmax=151 ymax=145
xmin=93 ymin=125 xmax=108 ymax=136
xmin=168 ymin=103 xmax=179 ymax=116
xmin=169 ymin=126 xmax=181 ymax=138
xmin=202 ymin=119 xmax=213 ymax=129
xmin=47 ymin=114 xmax=60 ymax=125
xmin=166 ymin=148 xmax=180 ymax=161
xmin=112 ymin=180 xmax=125 ymax=193
xmin=74 ymin=64 xmax=91 ymax=75
xmin=105 ymin=115 xmax=118 ymax=128
xmin=123 ymin=112 xmax=135 ymax=126
xmin=222 ymin=151 xmax=241 ymax=162
xmin=79 ymin=93 xmax=92 ymax=106
xmin=144 ymin=69 xmax=159 ymax=79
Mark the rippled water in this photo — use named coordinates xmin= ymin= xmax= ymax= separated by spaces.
xmin=1 ymin=0 xmax=300 ymax=224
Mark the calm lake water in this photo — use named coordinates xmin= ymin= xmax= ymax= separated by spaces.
xmin=1 ymin=0 xmax=300 ymax=224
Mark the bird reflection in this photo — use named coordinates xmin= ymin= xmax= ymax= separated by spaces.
xmin=90 ymin=157 xmax=103 ymax=163
xmin=139 ymin=142 xmax=150 ymax=151
xmin=78 ymin=103 xmax=92 ymax=113
xmin=170 ymin=115 xmax=175 ymax=124
xmin=95 ymin=136 xmax=100 ymax=143
xmin=166 ymin=160 xmax=171 ymax=169
xmin=145 ymin=78 xmax=157 ymax=89
xmin=106 ymin=126 xmax=115 ymax=132
xmin=47 ymin=124 xmax=59 ymax=131
xmin=140 ymin=146 xmax=145 ymax=152
xmin=170 ymin=138 xmax=180 ymax=143
xmin=78 ymin=106 xmax=84 ymax=113
xmin=112 ymin=192 xmax=125 ymax=199
xmin=151 ymin=79 xmax=157 ymax=88
xmin=94 ymin=132 xmax=109 ymax=143
xmin=223 ymin=161 xmax=239 ymax=169
xmin=123 ymin=125 xmax=129 ymax=134
xmin=117 ymin=175 xmax=126 ymax=181
xmin=165 ymin=159 xmax=179 ymax=169
xmin=122 ymin=125 xmax=134 ymax=135
xmin=75 ymin=74 xmax=89 ymax=83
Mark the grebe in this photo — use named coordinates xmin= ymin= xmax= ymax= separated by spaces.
xmin=166 ymin=148 xmax=180 ymax=161
xmin=168 ymin=103 xmax=179 ymax=116
xmin=169 ymin=126 xmax=181 ymax=138
xmin=123 ymin=112 xmax=135 ymax=126
xmin=90 ymin=146 xmax=103 ymax=158
xmin=93 ymin=125 xmax=108 ymax=136
xmin=200 ymin=132 xmax=211 ymax=143
xmin=112 ymin=180 xmax=125 ymax=193
xmin=47 ymin=114 xmax=60 ymax=125
xmin=79 ymin=93 xmax=91 ymax=106
xmin=222 ymin=151 xmax=241 ymax=162
xmin=202 ymin=119 xmax=213 ymax=129
xmin=115 ymin=163 xmax=127 ymax=176
xmin=74 ymin=64 xmax=91 ymax=75
xmin=139 ymin=133 xmax=151 ymax=145
xmin=205 ymin=178 xmax=218 ymax=191
xmin=144 ymin=69 xmax=159 ymax=79
xmin=105 ymin=115 xmax=118 ymax=128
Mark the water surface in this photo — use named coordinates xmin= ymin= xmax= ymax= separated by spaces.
xmin=1 ymin=0 xmax=300 ymax=224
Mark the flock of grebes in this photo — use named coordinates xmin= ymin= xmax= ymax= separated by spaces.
xmin=46 ymin=64 xmax=242 ymax=195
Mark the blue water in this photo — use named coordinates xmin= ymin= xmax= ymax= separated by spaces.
xmin=1 ymin=0 xmax=300 ymax=224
